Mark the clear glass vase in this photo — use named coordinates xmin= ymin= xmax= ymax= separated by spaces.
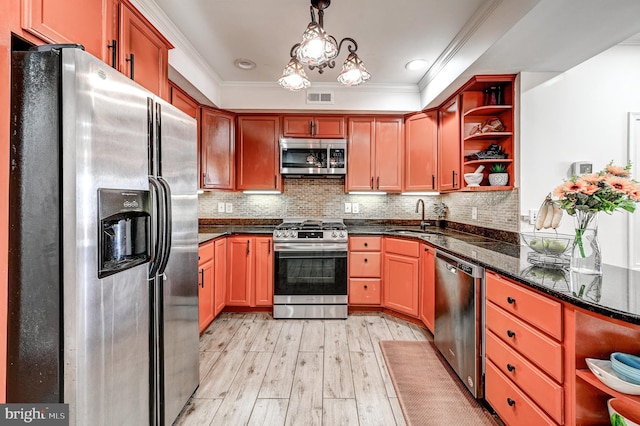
xmin=570 ymin=211 xmax=602 ymax=275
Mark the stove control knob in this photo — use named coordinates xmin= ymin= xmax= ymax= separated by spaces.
xmin=275 ymin=230 xmax=281 ymax=238
xmin=288 ymin=231 xmax=296 ymax=238
xmin=339 ymin=231 xmax=346 ymax=238
xmin=332 ymin=231 xmax=338 ymax=238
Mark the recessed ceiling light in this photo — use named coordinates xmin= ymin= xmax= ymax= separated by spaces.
xmin=234 ymin=59 xmax=256 ymax=70
xmin=405 ymin=59 xmax=428 ymax=71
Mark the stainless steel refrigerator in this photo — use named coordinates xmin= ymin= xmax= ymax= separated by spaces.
xmin=8 ymin=45 xmax=199 ymax=425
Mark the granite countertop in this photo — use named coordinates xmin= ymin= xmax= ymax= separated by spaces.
xmin=198 ymin=223 xmax=640 ymax=325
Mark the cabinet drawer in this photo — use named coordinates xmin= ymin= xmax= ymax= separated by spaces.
xmin=486 ymin=330 xmax=564 ymax=424
xmin=198 ymin=241 xmax=214 ymax=265
xmin=349 ymin=236 xmax=381 ymax=251
xmin=349 ymin=253 xmax=381 ymax=278
xmin=486 ymin=301 xmax=563 ymax=382
xmin=486 ymin=360 xmax=557 ymax=426
xmin=486 ymin=272 xmax=562 ymax=340
xmin=384 ymin=237 xmax=420 ymax=257
xmin=349 ymin=278 xmax=381 ymax=305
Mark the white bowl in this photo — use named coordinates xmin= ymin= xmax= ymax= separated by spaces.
xmin=608 ymin=398 xmax=640 ymax=426
xmin=585 ymin=358 xmax=640 ymax=395
xmin=463 ymin=173 xmax=483 ymax=186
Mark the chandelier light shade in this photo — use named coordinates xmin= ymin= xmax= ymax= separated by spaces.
xmin=279 ymin=0 xmax=370 ymax=90
xmin=277 ymin=58 xmax=311 ymax=91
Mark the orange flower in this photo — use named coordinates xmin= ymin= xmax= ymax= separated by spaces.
xmin=559 ymin=180 xmax=586 ymax=194
xmin=606 ymin=163 xmax=631 ymax=177
xmin=581 ymin=183 xmax=600 ymax=195
xmin=581 ymin=173 xmax=604 ymax=184
xmin=630 ymin=184 xmax=640 ymax=202
xmin=604 ymin=175 xmax=634 ymax=193
xmin=553 ymin=185 xmax=566 ymax=199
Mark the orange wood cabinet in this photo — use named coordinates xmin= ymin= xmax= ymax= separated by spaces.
xmin=200 ymin=108 xmax=235 ymax=190
xmin=404 ymin=112 xmax=438 ymax=192
xmin=348 ymin=236 xmax=382 ymax=306
xmin=283 ymin=115 xmax=345 ymax=138
xmin=21 ymin=0 xmax=107 ymax=59
xmin=213 ymin=237 xmax=227 ymax=316
xmin=383 ymin=237 xmax=420 ymax=317
xmin=169 ymin=81 xmax=198 ymax=118
xmin=437 ymin=96 xmax=461 ymax=191
xmin=198 ymin=241 xmax=215 ymax=333
xmin=236 ymin=115 xmax=281 ymax=191
xmin=346 ymin=116 xmax=403 ymax=193
xmin=226 ymin=235 xmax=273 ymax=307
xmin=484 ymin=271 xmax=564 ymax=425
xmin=418 ymin=243 xmax=435 ymax=332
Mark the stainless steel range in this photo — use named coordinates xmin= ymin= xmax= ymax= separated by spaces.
xmin=273 ymin=219 xmax=348 ymax=319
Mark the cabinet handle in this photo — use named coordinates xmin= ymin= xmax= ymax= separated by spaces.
xmin=364 ymin=258 xmax=368 ymax=263
xmin=371 ymin=177 xmax=374 ymax=189
xmin=126 ymin=53 xmax=135 ymax=80
xmin=364 ymin=285 xmax=368 ymax=289
xmin=309 ymin=120 xmax=315 ymax=136
xmin=247 ymin=240 xmax=250 ymax=255
xmin=200 ymin=268 xmax=204 ymax=288
xmin=431 ymin=174 xmax=435 ymax=189
xmin=268 ymin=240 xmax=271 ymax=254
xmin=107 ymin=39 xmax=117 ymax=68
xmin=364 ymin=242 xmax=368 ymax=247
xmin=274 ymin=175 xmax=277 ymax=189
xmin=507 ymin=363 xmax=516 ymax=372
xmin=507 ymin=330 xmax=516 ymax=338
xmin=507 ymin=297 xmax=516 ymax=304
xmin=377 ymin=176 xmax=380 ymax=189
xmin=507 ymin=398 xmax=516 ymax=407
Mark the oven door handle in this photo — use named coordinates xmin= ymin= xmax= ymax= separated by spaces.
xmin=274 ymin=243 xmax=348 ymax=253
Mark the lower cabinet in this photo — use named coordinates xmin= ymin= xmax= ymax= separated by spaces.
xmin=213 ymin=237 xmax=227 ymax=317
xmin=383 ymin=237 xmax=420 ymax=317
xmin=198 ymin=241 xmax=215 ymax=333
xmin=419 ymin=243 xmax=435 ymax=332
xmin=227 ymin=235 xmax=273 ymax=307
xmin=348 ymin=236 xmax=382 ymax=306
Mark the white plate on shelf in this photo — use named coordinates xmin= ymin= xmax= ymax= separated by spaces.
xmin=586 ymin=358 xmax=640 ymax=395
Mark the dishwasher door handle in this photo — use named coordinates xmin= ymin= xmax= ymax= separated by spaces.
xmin=446 ymin=264 xmax=457 ymax=274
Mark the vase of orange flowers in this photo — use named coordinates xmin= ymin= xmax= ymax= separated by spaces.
xmin=554 ymin=161 xmax=639 ymax=275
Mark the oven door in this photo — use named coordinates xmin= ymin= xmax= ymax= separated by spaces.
xmin=274 ymin=244 xmax=347 ymax=299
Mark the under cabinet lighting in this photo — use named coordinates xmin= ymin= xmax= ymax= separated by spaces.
xmin=348 ymin=191 xmax=386 ymax=195
xmin=401 ymin=191 xmax=440 ymax=196
xmin=242 ymin=190 xmax=281 ymax=195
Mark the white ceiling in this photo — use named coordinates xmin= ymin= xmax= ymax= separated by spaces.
xmin=143 ymin=0 xmax=640 ymax=109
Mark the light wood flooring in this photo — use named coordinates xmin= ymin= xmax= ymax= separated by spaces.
xmin=174 ymin=312 xmax=433 ymax=426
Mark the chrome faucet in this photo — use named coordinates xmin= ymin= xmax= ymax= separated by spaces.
xmin=415 ymin=198 xmax=427 ymax=230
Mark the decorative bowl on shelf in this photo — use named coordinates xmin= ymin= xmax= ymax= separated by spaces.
xmin=608 ymin=398 xmax=640 ymax=426
xmin=585 ymin=358 xmax=640 ymax=395
xmin=463 ymin=173 xmax=483 ymax=186
xmin=611 ymin=353 xmax=640 ymax=385
xmin=521 ymin=232 xmax=574 ymax=256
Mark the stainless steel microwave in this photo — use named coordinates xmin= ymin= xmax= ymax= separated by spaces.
xmin=280 ymin=138 xmax=347 ymax=176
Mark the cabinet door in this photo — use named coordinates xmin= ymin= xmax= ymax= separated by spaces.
xmin=119 ymin=1 xmax=171 ymax=100
xmin=283 ymin=115 xmax=313 ymax=137
xmin=313 ymin=116 xmax=345 ymax=138
xmin=346 ymin=117 xmax=375 ymax=191
xmin=21 ymin=0 xmax=107 ymax=60
xmin=236 ymin=116 xmax=281 ymax=191
xmin=349 ymin=278 xmax=381 ymax=305
xmin=383 ymin=253 xmax=419 ymax=317
xmin=419 ymin=244 xmax=435 ymax=332
xmin=198 ymin=259 xmax=214 ymax=333
xmin=375 ymin=117 xmax=403 ymax=192
xmin=405 ymin=112 xmax=438 ymax=191
xmin=438 ymin=97 xmax=461 ymax=191
xmin=213 ymin=238 xmax=227 ymax=317
xmin=226 ymin=237 xmax=252 ymax=306
xmin=201 ymin=108 xmax=235 ymax=190
xmin=170 ymin=82 xmax=198 ymax=119
xmin=283 ymin=115 xmax=345 ymax=138
xmin=254 ymin=237 xmax=273 ymax=306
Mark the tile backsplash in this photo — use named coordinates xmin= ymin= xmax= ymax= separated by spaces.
xmin=198 ymin=179 xmax=519 ymax=232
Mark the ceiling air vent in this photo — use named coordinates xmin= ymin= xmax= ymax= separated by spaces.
xmin=306 ymin=91 xmax=334 ymax=104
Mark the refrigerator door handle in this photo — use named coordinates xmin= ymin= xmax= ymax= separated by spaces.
xmin=157 ymin=177 xmax=172 ymax=275
xmin=149 ymin=176 xmax=166 ymax=277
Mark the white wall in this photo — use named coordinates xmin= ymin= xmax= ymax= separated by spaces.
xmin=520 ymin=45 xmax=640 ymax=268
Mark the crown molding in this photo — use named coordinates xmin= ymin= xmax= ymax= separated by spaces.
xmin=220 ymin=80 xmax=420 ymax=93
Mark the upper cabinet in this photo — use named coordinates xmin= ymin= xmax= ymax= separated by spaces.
xmin=200 ymin=108 xmax=235 ymax=190
xmin=21 ymin=0 xmax=108 ymax=59
xmin=460 ymin=75 xmax=515 ymax=190
xmin=236 ymin=115 xmax=281 ymax=191
xmin=169 ymin=81 xmax=198 ymax=119
xmin=282 ymin=115 xmax=345 ymax=138
xmin=404 ymin=111 xmax=438 ymax=192
xmin=346 ymin=116 xmax=403 ymax=193
xmin=437 ymin=97 xmax=461 ymax=192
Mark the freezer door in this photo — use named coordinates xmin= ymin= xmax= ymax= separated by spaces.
xmin=153 ymin=98 xmax=199 ymax=425
xmin=61 ymin=48 xmax=151 ymax=425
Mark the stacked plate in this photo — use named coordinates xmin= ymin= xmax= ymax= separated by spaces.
xmin=611 ymin=353 xmax=640 ymax=385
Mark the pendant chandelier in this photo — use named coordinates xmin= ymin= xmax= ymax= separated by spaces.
xmin=278 ymin=0 xmax=371 ymax=91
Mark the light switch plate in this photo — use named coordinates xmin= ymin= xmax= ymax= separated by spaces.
xmin=352 ymin=203 xmax=360 ymax=214
xmin=344 ymin=202 xmax=352 ymax=213
xmin=218 ymin=202 xmax=225 ymax=213
xmin=471 ymin=206 xmax=478 ymax=220
xmin=225 ymin=203 xmax=233 ymax=213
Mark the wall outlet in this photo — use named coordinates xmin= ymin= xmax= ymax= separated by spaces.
xmin=218 ymin=202 xmax=225 ymax=213
xmin=471 ymin=206 xmax=478 ymax=220
xmin=352 ymin=203 xmax=360 ymax=214
xmin=344 ymin=202 xmax=352 ymax=213
xmin=225 ymin=202 xmax=233 ymax=213
xmin=529 ymin=209 xmax=537 ymax=225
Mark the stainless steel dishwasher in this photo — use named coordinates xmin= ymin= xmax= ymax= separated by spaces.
xmin=434 ymin=250 xmax=485 ymax=398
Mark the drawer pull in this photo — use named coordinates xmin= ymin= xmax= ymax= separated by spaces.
xmin=507 ymin=297 xmax=516 ymax=304
xmin=364 ymin=285 xmax=368 ymax=289
xmin=364 ymin=258 xmax=368 ymax=263
xmin=507 ymin=398 xmax=516 ymax=407
xmin=507 ymin=363 xmax=516 ymax=372
xmin=507 ymin=330 xmax=516 ymax=338
xmin=364 ymin=242 xmax=368 ymax=247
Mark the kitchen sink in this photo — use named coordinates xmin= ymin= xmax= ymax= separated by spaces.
xmin=387 ymin=229 xmax=443 ymax=235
